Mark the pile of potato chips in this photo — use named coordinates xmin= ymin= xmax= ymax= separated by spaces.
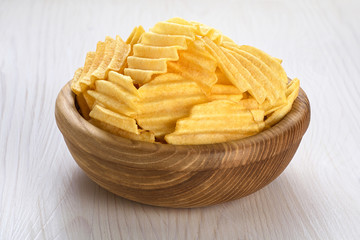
xmin=71 ymin=18 xmax=300 ymax=145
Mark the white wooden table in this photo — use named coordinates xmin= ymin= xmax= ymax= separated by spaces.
xmin=1 ymin=0 xmax=359 ymax=239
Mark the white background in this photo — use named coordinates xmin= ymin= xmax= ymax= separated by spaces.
xmin=1 ymin=0 xmax=359 ymax=239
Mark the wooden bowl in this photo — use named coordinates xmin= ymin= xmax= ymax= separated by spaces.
xmin=55 ymin=81 xmax=310 ymax=208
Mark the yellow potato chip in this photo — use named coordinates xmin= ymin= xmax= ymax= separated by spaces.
xmin=165 ymin=100 xmax=265 ymax=145
xmin=141 ymin=32 xmax=187 ymax=50
xmin=208 ymin=84 xmax=243 ymax=102
xmin=89 ymin=118 xmax=155 ymax=143
xmin=150 ymin=21 xmax=196 ymax=40
xmin=127 ymin=56 xmax=167 ymax=71
xmin=167 ymin=39 xmax=217 ymax=94
xmin=95 ymin=80 xmax=138 ymax=109
xmin=72 ymin=51 xmax=96 ymax=95
xmin=79 ymin=41 xmax=106 ymax=91
xmin=89 ymin=104 xmax=139 ymax=134
xmin=76 ymin=93 xmax=90 ymax=120
xmin=108 ymin=71 xmax=139 ymax=96
xmin=201 ymin=37 xmax=251 ymax=93
xmin=265 ymin=78 xmax=300 ymax=127
xmin=215 ymin=67 xmax=232 ymax=85
xmin=222 ymin=48 xmax=267 ymax=104
xmin=82 ymin=90 xmax=95 ymax=110
xmin=87 ymin=90 xmax=136 ymax=117
xmin=222 ymin=43 xmax=286 ymax=104
xmin=237 ymin=45 xmax=288 ymax=86
xmin=107 ymin=35 xmax=131 ymax=73
xmin=90 ymin=36 xmax=116 ymax=82
xmin=190 ymin=21 xmax=223 ymax=45
xmin=136 ymin=73 xmax=207 ymax=138
xmin=132 ymin=44 xmax=179 ymax=60
xmin=71 ymin=67 xmax=84 ymax=96
xmin=223 ymin=47 xmax=278 ymax=104
xmin=126 ymin=26 xmax=145 ymax=45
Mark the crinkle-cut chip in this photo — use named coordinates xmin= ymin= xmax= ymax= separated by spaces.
xmin=89 ymin=118 xmax=155 ymax=143
xmin=132 ymin=44 xmax=179 ymax=60
xmin=72 ymin=51 xmax=96 ymax=95
xmin=201 ymin=37 xmax=250 ymax=93
xmin=215 ymin=68 xmax=232 ymax=85
xmin=238 ymin=98 xmax=259 ymax=110
xmin=141 ymin=32 xmax=187 ymax=50
xmin=250 ymin=109 xmax=265 ymax=122
xmin=167 ymin=17 xmax=194 ymax=25
xmin=136 ymin=73 xmax=207 ymax=137
xmin=76 ymin=93 xmax=90 ymax=120
xmin=79 ymin=41 xmax=106 ymax=91
xmin=91 ymin=36 xmax=116 ymax=82
xmin=265 ymin=78 xmax=300 ymax=128
xmin=108 ymin=71 xmax=138 ymax=96
xmin=222 ymin=43 xmax=286 ymax=104
xmin=190 ymin=21 xmax=223 ymax=45
xmin=165 ymin=100 xmax=265 ymax=145
xmin=167 ymin=39 xmax=217 ymax=94
xmin=127 ymin=56 xmax=167 ymax=71
xmin=208 ymin=84 xmax=243 ymax=102
xmin=260 ymin=98 xmax=286 ymax=116
xmin=107 ymin=35 xmax=131 ymax=73
xmin=165 ymin=132 xmax=255 ymax=145
xmin=89 ymin=104 xmax=139 ymax=134
xmin=274 ymin=57 xmax=282 ymax=64
xmin=83 ymin=90 xmax=95 ymax=110
xmin=71 ymin=67 xmax=84 ymax=95
xmin=126 ymin=26 xmax=145 ymax=45
xmin=223 ymin=47 xmax=278 ymax=104
xmin=95 ymin=80 xmax=138 ymax=109
xmin=222 ymin=48 xmax=267 ymax=104
xmin=149 ymin=21 xmax=196 ymax=40
xmin=87 ymin=90 xmax=136 ymax=117
xmin=237 ymin=45 xmax=288 ymax=86
xmin=124 ymin=68 xmax=161 ymax=85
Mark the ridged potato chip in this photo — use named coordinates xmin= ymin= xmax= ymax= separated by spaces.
xmin=70 ymin=18 xmax=300 ymax=144
xmin=89 ymin=118 xmax=155 ymax=143
xmin=265 ymin=78 xmax=300 ymax=127
xmin=136 ymin=73 xmax=207 ymax=138
xmin=89 ymin=104 xmax=139 ymax=134
xmin=167 ymin=39 xmax=217 ymax=94
xmin=165 ymin=100 xmax=265 ymax=145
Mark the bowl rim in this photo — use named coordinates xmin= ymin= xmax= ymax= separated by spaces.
xmin=55 ymin=80 xmax=310 ymax=170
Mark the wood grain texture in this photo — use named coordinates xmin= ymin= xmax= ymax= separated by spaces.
xmin=55 ymin=81 xmax=310 ymax=208
xmin=1 ymin=0 xmax=360 ymax=239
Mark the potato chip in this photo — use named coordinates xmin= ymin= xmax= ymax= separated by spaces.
xmin=95 ymin=80 xmax=138 ymax=109
xmin=89 ymin=118 xmax=155 ymax=143
xmin=237 ymin=45 xmax=288 ymax=86
xmin=165 ymin=100 xmax=265 ymax=145
xmin=82 ymin=90 xmax=95 ymax=110
xmin=136 ymin=73 xmax=207 ymax=138
xmin=190 ymin=21 xmax=223 ymax=45
xmin=76 ymin=93 xmax=90 ymax=120
xmin=223 ymin=47 xmax=278 ymax=104
xmin=107 ymin=35 xmax=131 ymax=73
xmin=127 ymin=56 xmax=167 ymax=71
xmin=126 ymin=26 xmax=145 ymax=45
xmin=89 ymin=104 xmax=139 ymax=134
xmin=208 ymin=84 xmax=243 ymax=102
xmin=167 ymin=39 xmax=217 ymax=94
xmin=108 ymin=71 xmax=139 ymax=96
xmin=90 ymin=36 xmax=116 ymax=83
xmin=71 ymin=67 xmax=84 ymax=96
xmin=141 ymin=32 xmax=187 ymax=50
xmin=87 ymin=90 xmax=136 ymax=117
xmin=201 ymin=37 xmax=251 ymax=93
xmin=222 ymin=43 xmax=286 ymax=105
xmin=79 ymin=41 xmax=106 ymax=91
xmin=71 ymin=51 xmax=96 ymax=95
xmin=265 ymin=78 xmax=300 ymax=128
xmin=222 ymin=49 xmax=267 ymax=104
xmin=150 ymin=21 xmax=196 ymax=40
xmin=215 ymin=67 xmax=232 ymax=85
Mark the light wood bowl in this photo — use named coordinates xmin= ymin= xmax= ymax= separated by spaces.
xmin=55 ymin=81 xmax=310 ymax=208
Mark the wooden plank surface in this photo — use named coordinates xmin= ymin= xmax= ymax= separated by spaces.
xmin=1 ymin=0 xmax=359 ymax=239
